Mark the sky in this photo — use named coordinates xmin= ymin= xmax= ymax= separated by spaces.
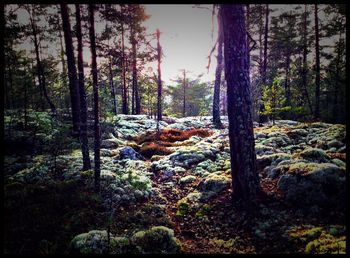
xmin=143 ymin=4 xmax=218 ymax=85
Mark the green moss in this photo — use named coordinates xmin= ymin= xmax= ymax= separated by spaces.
xmin=131 ymin=226 xmax=180 ymax=254
xmin=176 ymin=201 xmax=190 ymax=216
xmin=305 ymin=235 xmax=346 ymax=254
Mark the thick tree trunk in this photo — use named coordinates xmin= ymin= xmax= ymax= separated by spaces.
xmin=314 ymin=4 xmax=321 ymax=119
xmin=75 ymin=4 xmax=91 ymax=171
xmin=59 ymin=24 xmax=68 ymax=110
xmin=60 ymin=4 xmax=81 ymax=133
xmin=213 ymin=7 xmax=223 ymax=128
xmin=89 ymin=4 xmax=101 ymax=193
xmin=156 ymin=29 xmax=162 ymax=121
xmin=222 ymin=4 xmax=260 ymax=201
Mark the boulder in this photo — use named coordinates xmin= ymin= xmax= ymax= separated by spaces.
xmin=119 ymin=147 xmax=145 ymax=161
xmin=277 ymin=162 xmax=345 ymax=207
xmin=179 ymin=175 xmax=196 ymax=184
xmin=296 ymin=148 xmax=331 ymax=163
xmin=131 ymin=226 xmax=180 ymax=254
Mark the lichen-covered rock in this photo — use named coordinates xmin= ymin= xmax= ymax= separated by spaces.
xmin=70 ymin=230 xmax=110 ymax=254
xmin=197 ymin=174 xmax=230 ymax=196
xmin=296 ymin=148 xmax=331 ymax=163
xmin=119 ymin=146 xmax=145 ymax=161
xmin=255 ymin=144 xmax=274 ymax=156
xmin=257 ymin=153 xmax=291 ymax=171
xmin=179 ymin=175 xmax=196 ymax=184
xmin=277 ymin=162 xmax=345 ymax=207
xmin=131 ymin=226 xmax=180 ymax=254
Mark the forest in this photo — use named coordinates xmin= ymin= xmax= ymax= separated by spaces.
xmin=3 ymin=4 xmax=347 ymax=254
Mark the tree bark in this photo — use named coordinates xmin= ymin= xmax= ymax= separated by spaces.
xmin=88 ymin=4 xmax=101 ymax=193
xmin=156 ymin=29 xmax=162 ymax=121
xmin=284 ymin=53 xmax=291 ymax=107
xmin=314 ymin=4 xmax=321 ymax=119
xmin=262 ymin=4 xmax=269 ymax=84
xmin=75 ymin=4 xmax=91 ymax=170
xmin=182 ymin=70 xmax=186 ymax=117
xmin=222 ymin=4 xmax=260 ymax=201
xmin=301 ymin=4 xmax=313 ymax=115
xmin=213 ymin=6 xmax=223 ymax=128
xmin=60 ymin=4 xmax=81 ymax=133
xmin=121 ymin=20 xmax=128 ymax=114
xmin=29 ymin=6 xmax=56 ymax=114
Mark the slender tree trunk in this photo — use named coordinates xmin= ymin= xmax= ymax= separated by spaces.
xmin=89 ymin=4 xmax=101 ymax=193
xmin=332 ymin=34 xmax=342 ymax=123
xmin=59 ymin=23 xmax=68 ymax=110
xmin=156 ymin=29 xmax=162 ymax=121
xmin=61 ymin=4 xmax=81 ymax=134
xmin=262 ymin=4 xmax=269 ymax=84
xmin=222 ymin=4 xmax=260 ymax=202
xmin=301 ymin=4 xmax=313 ymax=115
xmin=121 ymin=21 xmax=128 ymax=114
xmin=75 ymin=4 xmax=91 ymax=170
xmin=314 ymin=4 xmax=321 ymax=119
xmin=284 ymin=53 xmax=291 ymax=107
xmin=29 ymin=7 xmax=56 ymax=114
xmin=213 ymin=7 xmax=223 ymax=128
xmin=109 ymin=57 xmax=117 ymax=115
xmin=182 ymin=70 xmax=186 ymax=117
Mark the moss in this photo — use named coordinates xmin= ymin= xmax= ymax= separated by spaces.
xmin=288 ymin=226 xmax=322 ymax=242
xmin=131 ymin=226 xmax=180 ymax=254
xmin=296 ymin=148 xmax=331 ymax=163
xmin=305 ymin=235 xmax=346 ymax=254
xmin=176 ymin=201 xmax=190 ymax=216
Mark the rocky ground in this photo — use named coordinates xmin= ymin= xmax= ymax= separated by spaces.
xmin=4 ymin=114 xmax=346 ymax=254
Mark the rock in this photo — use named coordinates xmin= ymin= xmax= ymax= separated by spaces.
xmin=296 ymin=148 xmax=331 ymax=163
xmin=70 ymin=230 xmax=110 ymax=254
xmin=255 ymin=144 xmax=274 ymax=156
xmin=119 ymin=147 xmax=145 ymax=161
xmin=101 ymin=139 xmax=119 ymax=149
xmin=260 ymin=135 xmax=291 ymax=147
xmin=332 ymin=159 xmax=346 ymax=168
xmin=289 ymin=128 xmax=308 ymax=137
xmin=197 ymin=174 xmax=230 ymax=196
xmin=179 ymin=175 xmax=196 ymax=184
xmin=257 ymin=153 xmax=291 ymax=171
xmin=131 ymin=226 xmax=180 ymax=254
xmin=327 ymin=139 xmax=343 ymax=149
xmin=277 ymin=162 xmax=345 ymax=207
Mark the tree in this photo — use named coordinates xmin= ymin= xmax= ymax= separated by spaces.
xmin=212 ymin=6 xmax=223 ymax=128
xmin=88 ymin=4 xmax=101 ymax=193
xmin=314 ymin=4 xmax=320 ymax=119
xmin=75 ymin=4 xmax=91 ymax=170
xmin=221 ymin=4 xmax=260 ymax=201
xmin=26 ymin=5 xmax=56 ymax=114
xmin=156 ymin=29 xmax=162 ymax=121
xmin=60 ymin=4 xmax=81 ymax=134
xmin=121 ymin=6 xmax=128 ymax=115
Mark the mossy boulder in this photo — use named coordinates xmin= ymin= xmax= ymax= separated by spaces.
xmin=179 ymin=175 xmax=197 ymax=184
xmin=131 ymin=226 xmax=180 ymax=254
xmin=197 ymin=174 xmax=230 ymax=197
xmin=70 ymin=230 xmax=111 ymax=254
xmin=296 ymin=148 xmax=331 ymax=163
xmin=277 ymin=162 xmax=345 ymax=207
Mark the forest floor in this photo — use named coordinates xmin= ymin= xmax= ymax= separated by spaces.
xmin=3 ymin=112 xmax=346 ymax=254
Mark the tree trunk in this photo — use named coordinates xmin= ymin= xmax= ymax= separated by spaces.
xmin=156 ymin=29 xmax=162 ymax=121
xmin=182 ymin=70 xmax=186 ymax=117
xmin=213 ymin=6 xmax=223 ymax=128
xmin=29 ymin=7 xmax=56 ymax=114
xmin=121 ymin=21 xmax=128 ymax=114
xmin=60 ymin=4 xmax=81 ymax=134
xmin=262 ymin=4 xmax=269 ymax=84
xmin=314 ymin=4 xmax=321 ymax=120
xmin=301 ymin=4 xmax=313 ymax=115
xmin=88 ymin=4 xmax=101 ymax=193
xmin=59 ymin=23 xmax=68 ymax=110
xmin=284 ymin=53 xmax=291 ymax=107
xmin=222 ymin=4 xmax=260 ymax=201
xmin=75 ymin=4 xmax=91 ymax=171
xmin=109 ymin=57 xmax=117 ymax=115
